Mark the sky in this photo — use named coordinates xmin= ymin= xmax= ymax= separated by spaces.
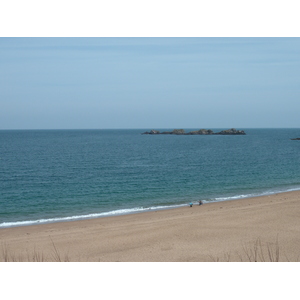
xmin=1 ymin=37 xmax=300 ymax=129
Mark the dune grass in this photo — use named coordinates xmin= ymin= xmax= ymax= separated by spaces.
xmin=242 ymin=237 xmax=280 ymax=262
xmin=1 ymin=236 xmax=297 ymax=262
xmin=1 ymin=238 xmax=70 ymax=262
xmin=209 ymin=236 xmax=299 ymax=262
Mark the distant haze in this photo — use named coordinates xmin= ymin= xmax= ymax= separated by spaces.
xmin=1 ymin=37 xmax=299 ymax=129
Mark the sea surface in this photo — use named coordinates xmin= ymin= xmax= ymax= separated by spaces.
xmin=1 ymin=128 xmax=300 ymax=228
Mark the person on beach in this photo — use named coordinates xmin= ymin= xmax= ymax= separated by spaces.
xmin=189 ymin=202 xmax=193 ymax=207
xmin=198 ymin=200 xmax=203 ymax=205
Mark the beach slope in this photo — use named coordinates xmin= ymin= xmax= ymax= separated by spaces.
xmin=1 ymin=191 xmax=300 ymax=262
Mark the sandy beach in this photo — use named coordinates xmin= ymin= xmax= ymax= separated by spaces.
xmin=1 ymin=190 xmax=300 ymax=262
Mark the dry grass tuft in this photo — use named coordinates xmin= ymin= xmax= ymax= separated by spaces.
xmin=1 ymin=238 xmax=70 ymax=262
xmin=209 ymin=236 xmax=293 ymax=262
xmin=240 ymin=237 xmax=280 ymax=262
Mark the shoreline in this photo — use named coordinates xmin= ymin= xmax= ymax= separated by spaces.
xmin=1 ymin=190 xmax=300 ymax=261
xmin=2 ymin=187 xmax=300 ymax=229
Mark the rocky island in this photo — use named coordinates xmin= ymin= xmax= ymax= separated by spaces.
xmin=142 ymin=128 xmax=246 ymax=135
xmin=291 ymin=138 xmax=300 ymax=140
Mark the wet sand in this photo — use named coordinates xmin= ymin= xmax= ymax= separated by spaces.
xmin=1 ymin=190 xmax=300 ymax=261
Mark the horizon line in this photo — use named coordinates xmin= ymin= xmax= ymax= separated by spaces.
xmin=1 ymin=127 xmax=300 ymax=131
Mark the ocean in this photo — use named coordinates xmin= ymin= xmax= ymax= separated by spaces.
xmin=1 ymin=128 xmax=300 ymax=228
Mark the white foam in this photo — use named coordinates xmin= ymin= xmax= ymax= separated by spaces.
xmin=0 ymin=204 xmax=187 ymax=228
xmin=213 ymin=186 xmax=300 ymax=203
xmin=286 ymin=187 xmax=300 ymax=192
xmin=215 ymin=194 xmax=251 ymax=201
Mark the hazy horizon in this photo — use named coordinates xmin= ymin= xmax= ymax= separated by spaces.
xmin=1 ymin=37 xmax=300 ymax=130
xmin=1 ymin=127 xmax=300 ymax=131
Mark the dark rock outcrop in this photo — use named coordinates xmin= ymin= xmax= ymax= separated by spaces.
xmin=142 ymin=128 xmax=246 ymax=135
xmin=163 ymin=129 xmax=185 ymax=135
xmin=215 ymin=128 xmax=246 ymax=135
xmin=142 ymin=130 xmax=160 ymax=134
xmin=171 ymin=129 xmax=185 ymax=135
xmin=291 ymin=138 xmax=300 ymax=140
xmin=186 ymin=129 xmax=214 ymax=135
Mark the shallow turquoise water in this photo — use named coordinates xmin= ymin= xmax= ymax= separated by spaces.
xmin=1 ymin=128 xmax=300 ymax=227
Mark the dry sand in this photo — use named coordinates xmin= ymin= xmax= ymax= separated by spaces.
xmin=1 ymin=190 xmax=300 ymax=262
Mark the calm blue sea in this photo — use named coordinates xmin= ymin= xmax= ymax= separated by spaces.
xmin=1 ymin=128 xmax=300 ymax=228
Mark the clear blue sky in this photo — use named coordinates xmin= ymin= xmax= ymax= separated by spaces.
xmin=1 ymin=37 xmax=299 ymax=129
